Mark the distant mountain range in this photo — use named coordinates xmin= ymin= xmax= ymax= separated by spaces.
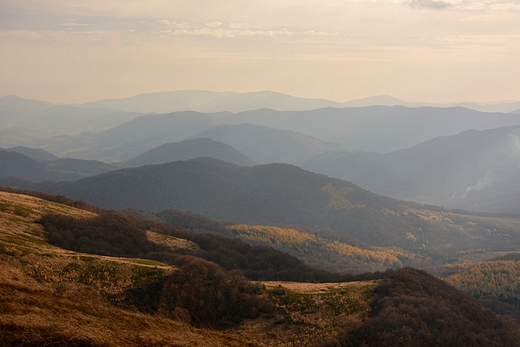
xmin=8 ymin=104 xmax=520 ymax=163
xmin=3 ymin=93 xmax=520 ymax=158
xmin=0 ymin=95 xmax=143 ymax=136
xmin=0 ymin=150 xmax=121 ymax=182
xmin=301 ymin=125 xmax=520 ymax=214
xmin=13 ymin=115 xmax=344 ymax=164
xmin=2 ymin=91 xmax=520 ymax=215
xmin=19 ymin=111 xmax=218 ymax=162
xmin=222 ymin=106 xmax=520 ymax=153
xmin=79 ymin=90 xmax=342 ymax=113
xmin=3 ymin=92 xmax=520 ymax=131
xmin=76 ymin=91 xmax=520 ymax=114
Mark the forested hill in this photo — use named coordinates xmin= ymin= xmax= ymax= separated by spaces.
xmin=31 ymin=158 xmax=520 ymax=257
xmin=325 ymin=268 xmax=520 ymax=347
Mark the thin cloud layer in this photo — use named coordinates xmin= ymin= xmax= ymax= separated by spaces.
xmin=1 ymin=0 xmax=519 ymax=104
xmin=410 ymin=0 xmax=452 ymax=9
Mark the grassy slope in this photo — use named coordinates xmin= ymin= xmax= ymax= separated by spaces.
xmin=0 ymin=191 xmax=255 ymax=347
xmin=3 ymin=190 xmax=518 ymax=346
xmin=0 ymin=191 xmax=379 ymax=346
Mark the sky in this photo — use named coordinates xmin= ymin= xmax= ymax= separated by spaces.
xmin=1 ymin=0 xmax=520 ymax=104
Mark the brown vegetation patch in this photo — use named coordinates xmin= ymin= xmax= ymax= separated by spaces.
xmin=0 ymin=282 xmax=256 ymax=347
xmin=227 ymin=280 xmax=377 ymax=346
xmin=146 ymin=230 xmax=200 ymax=251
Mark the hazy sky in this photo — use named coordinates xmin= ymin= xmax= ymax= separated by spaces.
xmin=1 ymin=0 xmax=519 ymax=104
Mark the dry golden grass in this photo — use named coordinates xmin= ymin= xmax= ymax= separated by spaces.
xmin=0 ymin=282 xmax=256 ymax=347
xmin=0 ymin=191 xmax=259 ymax=346
xmin=0 ymin=191 xmax=377 ymax=347
xmin=146 ymin=229 xmax=200 ymax=251
xmin=262 ymin=280 xmax=377 ymax=294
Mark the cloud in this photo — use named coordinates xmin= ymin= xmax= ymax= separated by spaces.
xmin=410 ymin=0 xmax=452 ymax=9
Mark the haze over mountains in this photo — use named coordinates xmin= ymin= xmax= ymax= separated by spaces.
xmin=0 ymin=149 xmax=121 ymax=182
xmin=222 ymin=106 xmax=520 ymax=153
xmin=4 ymin=90 xmax=520 ymax=345
xmin=301 ymin=125 xmax=520 ymax=213
xmin=76 ymin=91 xmax=520 ymax=114
xmin=189 ymin=123 xmax=343 ymax=164
xmin=127 ymin=138 xmax=256 ymax=167
xmin=1 ymin=90 xmax=520 ymax=216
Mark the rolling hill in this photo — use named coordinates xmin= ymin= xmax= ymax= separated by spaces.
xmin=26 ymin=158 xmax=520 ymax=259
xmin=3 ymin=189 xmax=520 ymax=346
xmin=301 ymin=125 xmax=520 ymax=213
xmin=190 ymin=123 xmax=343 ymax=164
xmin=0 ymin=189 xmax=384 ymax=346
xmin=127 ymin=138 xmax=255 ymax=167
xmin=328 ymin=268 xmax=520 ymax=347
xmin=4 ymin=192 xmax=519 ymax=347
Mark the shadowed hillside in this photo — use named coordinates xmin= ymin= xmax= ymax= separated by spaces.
xmin=322 ymin=268 xmax=520 ymax=347
xmin=127 ymin=138 xmax=255 ymax=167
xmin=26 ymin=158 xmax=520 ymax=260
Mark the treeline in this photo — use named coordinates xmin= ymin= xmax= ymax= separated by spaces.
xmin=148 ymin=208 xmax=421 ymax=273
xmin=147 ymin=220 xmax=391 ymax=283
xmin=443 ymin=258 xmax=520 ymax=319
xmin=29 ymin=187 xmax=390 ymax=282
xmin=321 ymin=268 xmax=520 ymax=347
xmin=37 ymin=208 xmax=391 ymax=327
xmin=154 ymin=208 xmax=232 ymax=236
xmin=38 ymin=212 xmax=273 ymax=327
xmin=157 ymin=257 xmax=272 ymax=327
xmin=40 ymin=212 xmax=167 ymax=258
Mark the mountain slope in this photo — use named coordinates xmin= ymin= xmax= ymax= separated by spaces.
xmin=329 ymin=268 xmax=520 ymax=347
xmin=0 ymin=190 xmax=258 ymax=346
xmin=0 ymin=150 xmax=47 ymax=181
xmin=3 ymin=190 xmax=520 ymax=346
xmin=7 ymin=146 xmax=58 ymax=162
xmin=301 ymin=125 xmax=520 ymax=213
xmin=223 ymin=106 xmax=520 ymax=153
xmin=29 ymin=158 xmax=520 ymax=257
xmin=0 ymin=97 xmax=140 ymax=136
xmin=190 ymin=123 xmax=343 ymax=164
xmin=127 ymin=138 xmax=255 ymax=167
xmin=0 ymin=95 xmax=53 ymax=114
